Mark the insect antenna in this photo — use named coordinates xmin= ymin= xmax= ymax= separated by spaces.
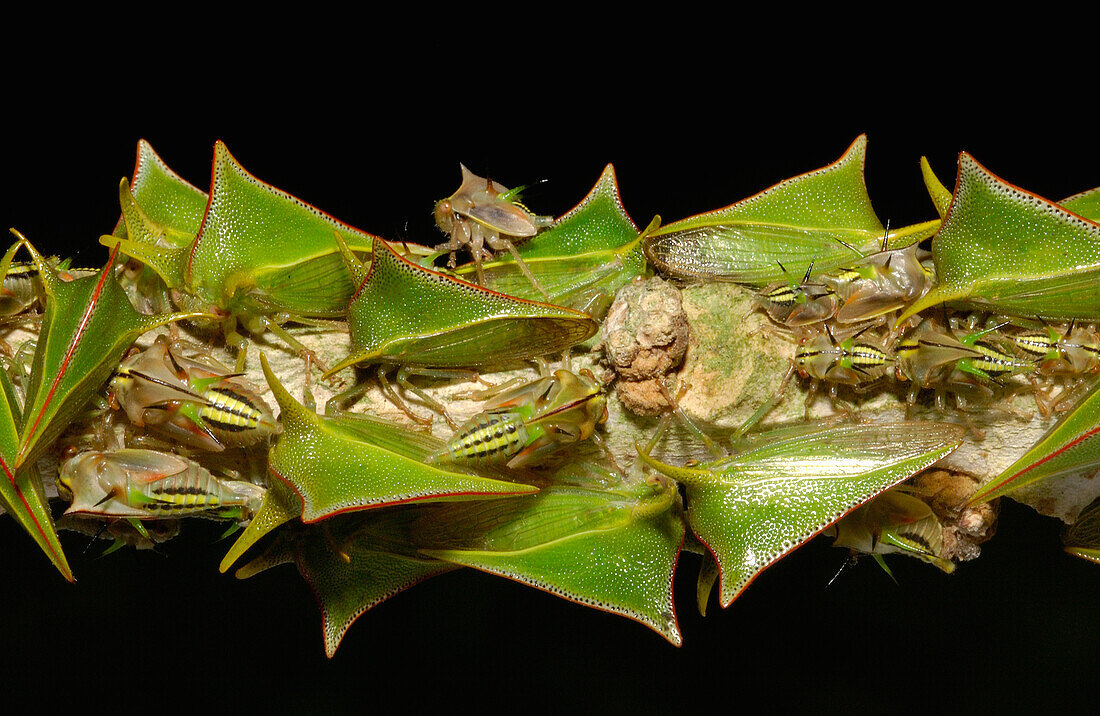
xmin=97 ymin=539 xmax=126 ymax=558
xmin=775 ymin=260 xmax=792 ymax=282
xmin=826 ymin=552 xmax=858 ymax=588
xmin=82 ymin=520 xmax=111 ymax=555
xmin=829 ymin=235 xmax=863 ymax=256
xmin=849 ymin=324 xmax=877 ymax=341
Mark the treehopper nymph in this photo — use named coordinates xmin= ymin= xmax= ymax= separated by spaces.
xmin=109 ymin=335 xmax=280 ymax=452
xmin=434 ymin=163 xmax=553 ymax=298
xmin=428 ymin=367 xmax=609 ymax=470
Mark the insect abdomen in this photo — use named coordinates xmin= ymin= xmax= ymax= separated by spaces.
xmin=1012 ymin=331 xmax=1058 ymax=360
xmin=968 ymin=340 xmax=1033 ymax=378
xmin=201 ymin=386 xmax=265 ymax=433
xmin=440 ymin=412 xmax=529 ymax=464
xmin=138 ymin=462 xmax=226 ymax=517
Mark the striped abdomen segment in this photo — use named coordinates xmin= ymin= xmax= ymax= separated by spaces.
xmin=761 ymin=283 xmax=801 ymax=310
xmin=1012 ymin=330 xmax=1058 ymax=360
xmin=201 ymin=387 xmax=264 ymax=432
xmin=964 ymin=340 xmax=1033 ymax=379
xmin=0 ymin=266 xmax=39 ymax=316
xmin=845 ymin=342 xmax=891 ymax=371
xmin=440 ymin=412 xmax=530 ymax=464
xmin=137 ymin=462 xmax=234 ymax=517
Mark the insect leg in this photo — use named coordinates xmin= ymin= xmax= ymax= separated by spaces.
xmin=733 ymin=363 xmax=798 ymax=441
xmin=656 ymin=377 xmax=724 ymax=458
xmin=395 ymin=367 xmax=459 ymax=430
xmin=498 ymin=239 xmax=550 ymax=301
xmin=324 ymin=376 xmax=373 ymax=416
xmin=375 ymin=368 xmax=434 ymax=427
xmin=221 ymin=314 xmax=250 ymax=373
xmin=254 ymin=317 xmax=334 ymax=377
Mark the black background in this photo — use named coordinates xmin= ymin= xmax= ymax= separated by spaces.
xmin=3 ymin=47 xmax=1099 ymax=714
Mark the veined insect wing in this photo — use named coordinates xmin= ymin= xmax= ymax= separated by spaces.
xmin=636 ymin=421 xmax=964 ymax=607
xmin=897 ymin=153 xmax=1100 ymax=325
xmin=99 ymin=448 xmax=191 ymax=482
xmin=325 ymin=236 xmax=598 ymax=376
xmin=420 ymin=482 xmax=685 ymax=646
xmin=642 ymin=136 xmax=938 ymax=286
xmin=1063 ymin=496 xmax=1100 ymax=564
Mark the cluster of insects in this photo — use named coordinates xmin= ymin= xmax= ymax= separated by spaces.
xmin=0 ymin=134 xmax=1096 ymax=656
xmin=756 ymin=248 xmax=1100 ymax=419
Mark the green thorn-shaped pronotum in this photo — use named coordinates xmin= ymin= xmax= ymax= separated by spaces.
xmin=220 ymin=478 xmax=301 ymax=573
xmin=636 ymin=421 xmax=964 ymax=608
xmin=923 ymin=156 xmax=1099 ymax=225
xmin=102 ymin=140 xmax=209 ymax=290
xmin=103 ymin=140 xmax=380 ymax=319
xmin=921 ymin=156 xmax=953 ymax=219
xmin=14 ymin=236 xmax=209 ymax=468
xmin=108 ymin=177 xmax=189 ymax=290
xmin=456 ymin=164 xmax=652 ymax=315
xmin=189 ymin=142 xmax=381 ymax=316
xmin=420 ymin=482 xmax=685 ymax=645
xmin=643 ymin=135 xmax=940 ymax=286
xmin=0 ymin=347 xmax=72 ymax=580
xmin=897 ymin=154 xmax=1100 ymax=324
xmin=1062 ymin=186 xmax=1100 ymax=220
xmin=111 ymin=139 xmax=208 ymax=243
xmin=260 ymin=353 xmax=538 ymax=522
xmin=325 ymin=237 xmax=599 ymax=376
xmin=968 ymin=378 xmax=1100 ymax=505
xmin=297 ymin=513 xmax=458 ymax=658
xmin=1063 ymin=497 xmax=1100 ymax=565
